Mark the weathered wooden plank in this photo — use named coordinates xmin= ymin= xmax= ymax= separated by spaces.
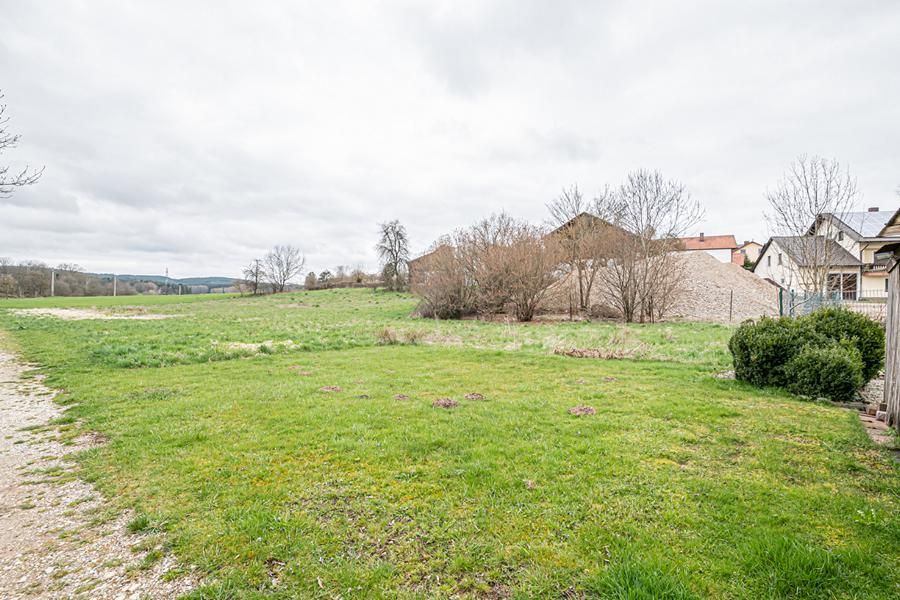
xmin=885 ymin=257 xmax=899 ymax=432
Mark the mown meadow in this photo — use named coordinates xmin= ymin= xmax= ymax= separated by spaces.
xmin=0 ymin=289 xmax=898 ymax=599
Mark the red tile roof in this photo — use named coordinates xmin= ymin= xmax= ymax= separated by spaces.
xmin=677 ymin=234 xmax=738 ymax=251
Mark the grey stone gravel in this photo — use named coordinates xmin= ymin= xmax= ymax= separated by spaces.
xmin=0 ymin=350 xmax=197 ymax=599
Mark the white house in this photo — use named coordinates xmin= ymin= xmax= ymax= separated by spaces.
xmin=754 ymin=207 xmax=900 ymax=299
xmin=675 ymin=233 xmax=738 ymax=263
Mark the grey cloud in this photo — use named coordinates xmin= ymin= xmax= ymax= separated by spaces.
xmin=1 ymin=0 xmax=899 ymax=277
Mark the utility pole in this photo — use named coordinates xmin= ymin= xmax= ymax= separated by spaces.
xmin=50 ymin=270 xmax=55 ymax=297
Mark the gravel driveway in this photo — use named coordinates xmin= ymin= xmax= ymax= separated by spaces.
xmin=0 ymin=350 xmax=195 ymax=599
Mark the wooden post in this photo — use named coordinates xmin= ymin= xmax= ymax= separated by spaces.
xmin=729 ymin=290 xmax=734 ymax=322
xmin=885 ymin=253 xmax=899 ymax=432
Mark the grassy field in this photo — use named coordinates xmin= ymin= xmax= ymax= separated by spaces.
xmin=1 ymin=290 xmax=898 ymax=599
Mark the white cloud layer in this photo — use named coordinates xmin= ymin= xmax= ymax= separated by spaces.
xmin=2 ymin=0 xmax=899 ymax=277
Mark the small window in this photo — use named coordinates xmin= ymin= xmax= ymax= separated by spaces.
xmin=837 ymin=231 xmax=844 ymax=242
xmin=887 ymin=279 xmax=890 ymax=293
xmin=777 ymin=253 xmax=783 ymax=265
xmin=767 ymin=256 xmax=772 ymax=267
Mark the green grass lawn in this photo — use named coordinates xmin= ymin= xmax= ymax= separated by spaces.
xmin=1 ymin=290 xmax=898 ymax=599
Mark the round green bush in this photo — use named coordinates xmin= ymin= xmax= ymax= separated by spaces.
xmin=728 ymin=317 xmax=822 ymax=388
xmin=785 ymin=342 xmax=864 ymax=402
xmin=802 ymin=308 xmax=884 ymax=381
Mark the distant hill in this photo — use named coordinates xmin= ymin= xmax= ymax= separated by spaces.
xmin=93 ymin=274 xmax=236 ymax=287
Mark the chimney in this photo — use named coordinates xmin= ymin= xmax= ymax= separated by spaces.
xmin=699 ymin=232 xmax=705 ymax=242
xmin=868 ymin=207 xmax=879 ymax=212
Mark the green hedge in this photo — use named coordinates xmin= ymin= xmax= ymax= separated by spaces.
xmin=785 ymin=342 xmax=864 ymax=402
xmin=804 ymin=308 xmax=885 ymax=381
xmin=728 ymin=308 xmax=884 ymax=402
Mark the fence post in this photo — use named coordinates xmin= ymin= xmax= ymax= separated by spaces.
xmin=729 ymin=290 xmax=734 ymax=322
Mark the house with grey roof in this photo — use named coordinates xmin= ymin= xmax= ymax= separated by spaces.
xmin=754 ymin=207 xmax=900 ymax=299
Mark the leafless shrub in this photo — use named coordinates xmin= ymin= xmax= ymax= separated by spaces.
xmin=411 ymin=240 xmax=477 ymax=319
xmin=416 ymin=213 xmax=561 ymax=322
xmin=594 ymin=170 xmax=703 ymax=323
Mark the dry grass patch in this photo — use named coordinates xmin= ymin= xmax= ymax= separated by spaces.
xmin=568 ymin=405 xmax=596 ymax=416
xmin=554 ymin=344 xmax=647 ymax=360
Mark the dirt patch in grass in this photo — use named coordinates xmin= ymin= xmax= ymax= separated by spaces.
xmin=432 ymin=398 xmax=458 ymax=409
xmin=288 ymin=366 xmax=313 ymax=376
xmin=569 ymin=405 xmax=597 ymax=416
xmin=319 ymin=386 xmax=343 ymax=393
xmin=78 ymin=430 xmax=110 ymax=448
xmin=394 ymin=394 xmax=410 ymax=401
xmin=464 ymin=393 xmax=485 ymax=400
xmin=11 ymin=308 xmax=175 ymax=321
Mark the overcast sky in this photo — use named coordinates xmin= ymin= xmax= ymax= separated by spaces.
xmin=2 ymin=0 xmax=899 ymax=278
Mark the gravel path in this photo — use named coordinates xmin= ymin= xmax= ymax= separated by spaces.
xmin=0 ymin=350 xmax=196 ymax=599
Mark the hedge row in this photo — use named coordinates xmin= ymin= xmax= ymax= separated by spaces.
xmin=728 ymin=308 xmax=884 ymax=402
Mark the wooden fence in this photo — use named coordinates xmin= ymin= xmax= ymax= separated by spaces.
xmin=886 ymin=257 xmax=899 ymax=432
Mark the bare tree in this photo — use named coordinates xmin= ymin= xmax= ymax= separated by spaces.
xmin=546 ymin=184 xmax=616 ymax=314
xmin=376 ymin=220 xmax=410 ymax=291
xmin=304 ymin=271 xmax=318 ymax=290
xmin=242 ymin=259 xmax=264 ymax=295
xmin=263 ymin=245 xmax=305 ymax=293
xmin=594 ymin=170 xmax=703 ymax=323
xmin=0 ymin=91 xmax=42 ymax=198
xmin=765 ymin=155 xmax=858 ymax=293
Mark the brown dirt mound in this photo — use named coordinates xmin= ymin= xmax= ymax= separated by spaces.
xmin=393 ymin=394 xmax=410 ymax=400
xmin=432 ymin=398 xmax=458 ymax=409
xmin=569 ymin=405 xmax=596 ymax=416
xmin=464 ymin=393 xmax=485 ymax=400
xmin=318 ymin=386 xmax=342 ymax=392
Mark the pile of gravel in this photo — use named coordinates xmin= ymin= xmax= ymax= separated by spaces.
xmin=542 ymin=251 xmax=779 ymax=323
xmin=668 ymin=252 xmax=779 ymax=323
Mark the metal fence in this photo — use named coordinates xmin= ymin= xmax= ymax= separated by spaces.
xmin=780 ymin=289 xmax=888 ymax=321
